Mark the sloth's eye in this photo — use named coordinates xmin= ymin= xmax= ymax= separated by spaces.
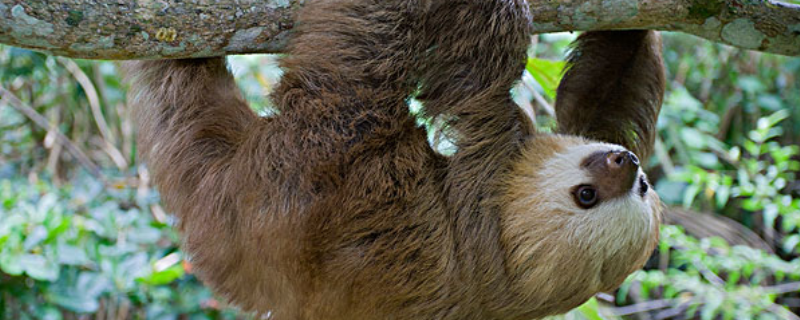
xmin=573 ymin=185 xmax=598 ymax=209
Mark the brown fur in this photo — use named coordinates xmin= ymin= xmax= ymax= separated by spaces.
xmin=124 ymin=0 xmax=664 ymax=319
xmin=556 ymin=30 xmax=666 ymax=162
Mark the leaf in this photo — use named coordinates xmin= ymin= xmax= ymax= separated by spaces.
xmin=127 ymin=224 xmax=162 ymax=244
xmin=783 ymin=234 xmax=800 ymax=253
xmin=137 ymin=264 xmax=185 ymax=286
xmin=763 ymin=204 xmax=779 ymax=228
xmin=76 ymin=272 xmax=112 ymax=298
xmin=47 ymin=293 xmax=99 ymax=313
xmin=700 ymin=293 xmax=722 ymax=320
xmin=45 ymin=215 xmax=70 ymax=242
xmin=741 ymin=198 xmax=762 ymax=211
xmin=693 ymin=152 xmax=719 ymax=168
xmin=680 ymin=127 xmax=707 ymax=149
xmin=57 ymin=243 xmax=89 ymax=266
xmin=655 ymin=180 xmax=686 ymax=205
xmin=737 ymin=76 xmax=765 ymax=93
xmin=0 ymin=249 xmax=23 ymax=275
xmin=576 ymin=297 xmax=604 ymax=320
xmin=763 ymin=109 xmax=790 ymax=128
xmin=525 ymin=58 xmax=566 ymax=100
xmin=37 ymin=307 xmax=62 ymax=320
xmin=0 ymin=214 xmax=26 ymax=236
xmin=743 ymin=140 xmax=760 ymax=156
xmin=715 ymin=184 xmax=730 ymax=209
xmin=728 ymin=146 xmax=741 ymax=161
xmin=22 ymin=225 xmax=48 ymax=251
xmin=19 ymin=254 xmax=59 ymax=281
xmin=756 ymin=94 xmax=785 ymax=111
xmin=683 ymin=184 xmax=701 ymax=208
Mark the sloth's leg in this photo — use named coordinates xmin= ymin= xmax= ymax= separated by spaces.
xmin=555 ymin=31 xmax=666 ymax=162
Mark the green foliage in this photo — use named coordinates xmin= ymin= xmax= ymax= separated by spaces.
xmin=623 ymin=33 xmax=800 ymax=319
xmin=0 ymin=44 xmax=250 ymax=319
xmin=665 ymin=110 xmax=798 ymax=211
xmin=622 ymin=226 xmax=800 ymax=320
xmin=658 ymin=95 xmax=800 ymax=254
xmin=0 ymin=176 xmax=244 ymax=319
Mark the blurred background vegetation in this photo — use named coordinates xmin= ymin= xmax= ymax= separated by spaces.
xmin=1 ymin=30 xmax=799 ymax=319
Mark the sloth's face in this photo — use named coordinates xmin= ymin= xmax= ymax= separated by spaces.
xmin=501 ymin=135 xmax=661 ymax=304
xmin=533 ymin=140 xmax=658 ymax=220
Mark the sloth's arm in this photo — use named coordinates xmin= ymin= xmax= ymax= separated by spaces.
xmin=124 ymin=58 xmax=258 ymax=218
xmin=412 ymin=1 xmax=533 ymax=209
xmin=555 ymin=31 xmax=666 ymax=162
xmin=413 ymin=1 xmax=533 ymax=142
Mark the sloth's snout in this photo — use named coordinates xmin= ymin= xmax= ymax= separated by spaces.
xmin=606 ymin=150 xmax=639 ymax=171
xmin=582 ymin=149 xmax=642 ymax=199
xmin=604 ymin=150 xmax=639 ymax=190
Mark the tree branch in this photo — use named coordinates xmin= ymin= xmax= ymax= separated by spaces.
xmin=0 ymin=0 xmax=799 ymax=59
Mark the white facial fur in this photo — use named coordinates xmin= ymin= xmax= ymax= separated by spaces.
xmin=537 ymin=142 xmax=658 ymax=254
xmin=501 ymin=135 xmax=661 ymax=301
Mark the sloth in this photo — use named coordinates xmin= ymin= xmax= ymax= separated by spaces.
xmin=125 ymin=0 xmax=665 ymax=319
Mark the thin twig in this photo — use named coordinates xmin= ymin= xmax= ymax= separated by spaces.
xmin=766 ymin=304 xmax=800 ymax=320
xmin=764 ymin=281 xmax=800 ymax=295
xmin=691 ymin=257 xmax=726 ymax=287
xmin=595 ymin=292 xmax=615 ymax=304
xmin=653 ymin=298 xmax=698 ymax=320
xmin=61 ymin=57 xmax=129 ymax=170
xmin=58 ymin=58 xmax=117 ymax=145
xmin=521 ymin=70 xmax=556 ymax=118
xmin=611 ymin=299 xmax=675 ymax=316
xmin=44 ymin=107 xmax=64 ymax=184
xmin=0 ymin=85 xmax=104 ymax=180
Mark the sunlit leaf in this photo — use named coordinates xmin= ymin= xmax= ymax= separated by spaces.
xmin=525 ymin=57 xmax=566 ymax=100
xmin=137 ymin=264 xmax=185 ymax=286
xmin=576 ymin=297 xmax=604 ymax=320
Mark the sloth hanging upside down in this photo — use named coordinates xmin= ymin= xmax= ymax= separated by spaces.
xmin=124 ymin=0 xmax=665 ymax=319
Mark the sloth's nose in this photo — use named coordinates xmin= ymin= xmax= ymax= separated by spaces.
xmin=606 ymin=150 xmax=639 ymax=169
xmin=605 ymin=150 xmax=639 ymax=190
xmin=583 ymin=149 xmax=643 ymax=198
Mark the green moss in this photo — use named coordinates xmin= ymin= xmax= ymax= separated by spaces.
xmin=687 ymin=0 xmax=724 ymax=20
xmin=128 ymin=24 xmax=142 ymax=37
xmin=65 ymin=10 xmax=83 ymax=27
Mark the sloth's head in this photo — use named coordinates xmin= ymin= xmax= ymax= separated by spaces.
xmin=500 ymin=134 xmax=661 ymax=311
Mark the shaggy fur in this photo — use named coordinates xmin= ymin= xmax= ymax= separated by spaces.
xmin=556 ymin=30 xmax=666 ymax=161
xmin=124 ymin=0 xmax=665 ymax=319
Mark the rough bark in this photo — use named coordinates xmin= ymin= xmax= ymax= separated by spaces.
xmin=0 ymin=0 xmax=799 ymax=59
xmin=0 ymin=0 xmax=297 ymax=59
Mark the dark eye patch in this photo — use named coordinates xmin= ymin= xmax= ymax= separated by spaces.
xmin=579 ymin=149 xmax=639 ymax=201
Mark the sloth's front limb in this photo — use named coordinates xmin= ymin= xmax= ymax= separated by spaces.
xmin=124 ymin=58 xmax=258 ymax=217
xmin=555 ymin=31 xmax=666 ymax=162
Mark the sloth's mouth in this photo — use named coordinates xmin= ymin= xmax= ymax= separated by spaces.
xmin=637 ymin=175 xmax=649 ymax=197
